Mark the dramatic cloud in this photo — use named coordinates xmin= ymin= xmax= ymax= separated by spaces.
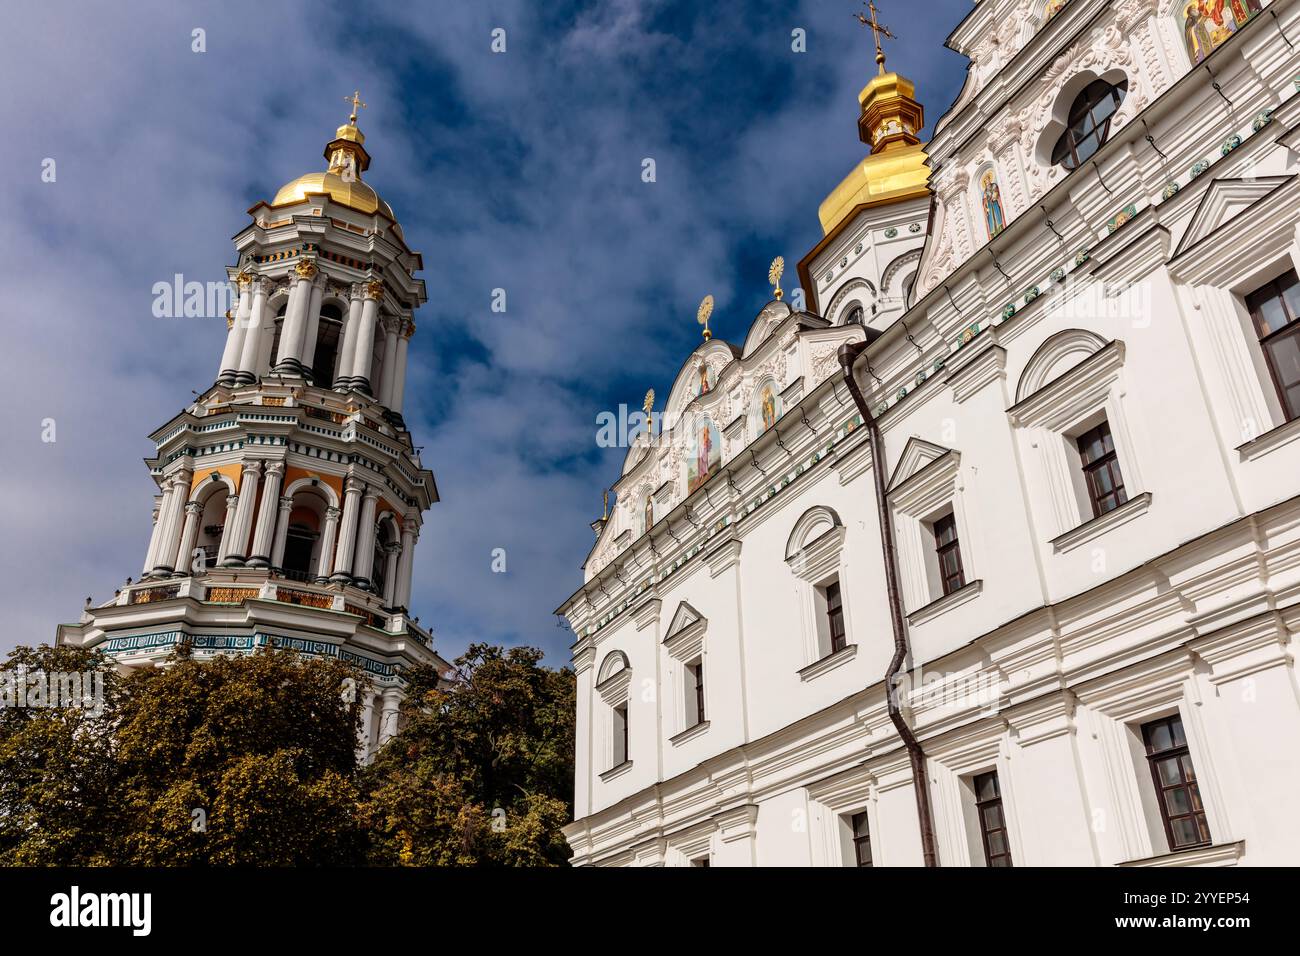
xmin=0 ymin=0 xmax=970 ymax=662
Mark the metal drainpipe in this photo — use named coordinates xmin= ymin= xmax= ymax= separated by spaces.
xmin=839 ymin=340 xmax=940 ymax=867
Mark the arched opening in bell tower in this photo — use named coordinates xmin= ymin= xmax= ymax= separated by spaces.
xmin=280 ymin=488 xmax=330 ymax=581
xmin=311 ymin=303 xmax=344 ymax=387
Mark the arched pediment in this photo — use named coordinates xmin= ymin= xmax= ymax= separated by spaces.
xmin=597 ymin=650 xmax=630 ymax=684
xmin=785 ymin=505 xmax=844 ymax=561
xmin=1016 ymin=329 xmax=1109 ymax=403
xmin=741 ymin=300 xmax=795 ymax=358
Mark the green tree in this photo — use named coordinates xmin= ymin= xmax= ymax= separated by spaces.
xmin=362 ymin=643 xmax=575 ymax=866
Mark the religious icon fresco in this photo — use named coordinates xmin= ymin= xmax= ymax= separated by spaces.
xmin=981 ymin=169 xmax=1006 ymax=240
xmin=759 ymin=383 xmax=780 ymax=432
xmin=1182 ymin=0 xmax=1264 ymax=64
xmin=695 ymin=362 xmax=715 ymax=397
xmin=642 ymin=494 xmax=654 ymax=536
xmin=686 ymin=418 xmax=721 ymax=494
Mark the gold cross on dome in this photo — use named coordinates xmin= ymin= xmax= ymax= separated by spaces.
xmin=344 ymin=90 xmax=367 ymax=123
xmin=854 ymin=1 xmax=895 ymax=74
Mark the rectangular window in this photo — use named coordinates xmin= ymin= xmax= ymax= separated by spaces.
xmin=1077 ymin=421 xmax=1128 ymax=518
xmin=850 ymin=811 xmax=873 ymax=868
xmin=973 ymin=771 xmax=1012 ymax=867
xmin=1141 ymin=715 xmax=1211 ymax=852
xmin=1246 ymin=271 xmax=1300 ymax=422
xmin=933 ymin=514 xmax=966 ymax=596
xmin=685 ymin=659 xmax=705 ymax=728
xmin=825 ymin=580 xmax=847 ymax=654
xmin=611 ymin=703 xmax=628 ymax=768
xmin=691 ymin=857 xmax=710 ymax=868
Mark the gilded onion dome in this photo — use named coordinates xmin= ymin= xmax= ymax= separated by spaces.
xmin=271 ymin=104 xmax=398 ymax=223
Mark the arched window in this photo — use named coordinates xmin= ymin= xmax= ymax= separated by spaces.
xmin=311 ymin=304 xmax=344 ymax=388
xmin=269 ymin=301 xmax=288 ymax=369
xmin=844 ymin=306 xmax=865 ymax=327
xmin=1051 ymin=79 xmax=1128 ymax=170
xmin=281 ymin=522 xmax=318 ymax=581
xmin=372 ymin=520 xmax=393 ymax=599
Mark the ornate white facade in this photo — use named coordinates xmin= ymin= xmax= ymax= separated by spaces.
xmin=57 ymin=106 xmax=448 ymax=759
xmin=560 ymin=0 xmax=1300 ymax=866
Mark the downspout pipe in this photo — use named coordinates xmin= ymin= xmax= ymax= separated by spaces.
xmin=839 ymin=340 xmax=940 ymax=867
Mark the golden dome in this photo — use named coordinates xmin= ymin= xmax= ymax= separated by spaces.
xmin=269 ymin=100 xmax=397 ymax=223
xmin=272 ymin=170 xmax=395 ymax=219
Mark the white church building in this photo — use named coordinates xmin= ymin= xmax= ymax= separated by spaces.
xmin=559 ymin=0 xmax=1300 ymax=866
xmin=56 ymin=100 xmax=448 ymax=759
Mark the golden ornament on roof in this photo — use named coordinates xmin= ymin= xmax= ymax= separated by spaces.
xmin=769 ymin=256 xmax=785 ymax=300
xmin=697 ymin=295 xmax=715 ymax=341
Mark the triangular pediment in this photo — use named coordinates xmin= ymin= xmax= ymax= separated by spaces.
xmin=665 ymin=601 xmax=705 ymax=641
xmin=886 ymin=437 xmax=954 ymax=493
xmin=1176 ymin=176 xmax=1292 ymax=256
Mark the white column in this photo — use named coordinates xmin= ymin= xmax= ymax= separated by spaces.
xmin=358 ymin=690 xmax=377 ymax=763
xmin=215 ymin=493 xmax=240 ymax=562
xmin=235 ymin=279 xmax=271 ymax=384
xmin=300 ymin=276 xmax=326 ymax=383
xmin=150 ymin=472 xmax=191 ymax=576
xmin=330 ymin=478 xmax=365 ymax=583
xmin=246 ymin=461 xmax=285 ymax=567
xmin=381 ymin=545 xmax=400 ymax=607
xmin=218 ymin=279 xmax=253 ymax=384
xmin=390 ymin=323 xmax=411 ymax=414
xmin=378 ymin=691 xmax=402 ymax=746
xmin=173 ymin=501 xmax=203 ymax=576
xmin=394 ymin=518 xmax=418 ymax=611
xmin=274 ymin=264 xmax=315 ymax=374
xmin=378 ymin=323 xmax=400 ymax=407
xmin=335 ymin=285 xmax=364 ymax=390
xmin=350 ymin=280 xmax=383 ymax=394
xmin=220 ymin=461 xmax=262 ymax=566
xmin=143 ymin=497 xmax=167 ymax=576
xmin=270 ymin=495 xmax=294 ymax=570
xmin=314 ymin=506 xmax=341 ymax=582
xmin=351 ymin=489 xmax=381 ymax=586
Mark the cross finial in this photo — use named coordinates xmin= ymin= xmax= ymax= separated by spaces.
xmin=344 ymin=90 xmax=367 ymax=124
xmin=854 ymin=1 xmax=895 ymax=75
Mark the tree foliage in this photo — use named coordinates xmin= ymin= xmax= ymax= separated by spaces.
xmin=0 ymin=640 xmax=574 ymax=867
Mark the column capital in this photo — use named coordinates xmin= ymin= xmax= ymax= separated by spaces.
xmin=241 ymin=460 xmax=264 ymax=477
xmin=364 ymin=279 xmax=385 ymax=301
xmin=251 ymin=276 xmax=274 ymax=296
xmin=349 ymin=282 xmax=367 ymax=301
xmin=361 ymin=486 xmax=382 ymax=502
xmin=278 ymin=495 xmax=294 ymax=509
xmin=402 ymin=517 xmax=420 ymax=536
xmin=262 ymin=459 xmax=286 ymax=479
xmin=326 ymin=506 xmax=342 ymax=519
xmin=293 ymin=257 xmax=319 ymax=281
xmin=184 ymin=501 xmax=203 ymax=516
xmin=344 ymin=475 xmax=366 ymax=495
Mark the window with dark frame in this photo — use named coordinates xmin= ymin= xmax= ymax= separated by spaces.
xmin=933 ymin=513 xmax=966 ymax=596
xmin=825 ymin=580 xmax=847 ymax=654
xmin=1051 ymin=79 xmax=1128 ymax=170
xmin=1245 ymin=270 xmax=1300 ymax=423
xmin=691 ymin=857 xmax=710 ymax=868
xmin=611 ymin=702 xmax=628 ymax=769
xmin=850 ymin=811 xmax=873 ymax=867
xmin=1076 ymin=421 xmax=1128 ymax=518
xmin=973 ymin=771 xmax=1012 ymax=867
xmin=1141 ymin=714 xmax=1211 ymax=853
xmin=686 ymin=658 xmax=706 ymax=728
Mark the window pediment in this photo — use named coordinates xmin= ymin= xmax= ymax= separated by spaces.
xmin=1174 ymin=175 xmax=1294 ymax=257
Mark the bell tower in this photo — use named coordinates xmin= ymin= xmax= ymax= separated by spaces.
xmin=57 ymin=96 xmax=447 ymax=759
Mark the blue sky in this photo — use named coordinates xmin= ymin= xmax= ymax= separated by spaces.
xmin=0 ymin=0 xmax=972 ymax=665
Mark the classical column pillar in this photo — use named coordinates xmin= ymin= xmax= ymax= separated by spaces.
xmin=335 ymin=285 xmax=364 ymax=390
xmin=314 ymin=506 xmax=341 ymax=582
xmin=378 ymin=690 xmax=402 ymax=746
xmin=218 ymin=277 xmax=253 ymax=384
xmin=394 ymin=518 xmax=419 ymax=611
xmin=330 ymin=478 xmax=365 ymax=584
xmin=220 ymin=461 xmax=262 ymax=566
xmin=215 ymin=493 xmax=240 ymax=562
xmin=270 ymin=495 xmax=294 ymax=570
xmin=390 ymin=322 xmax=412 ymax=414
xmin=150 ymin=472 xmax=191 ymax=577
xmin=246 ymin=460 xmax=285 ymax=567
xmin=273 ymin=260 xmax=317 ymax=374
xmin=173 ymin=501 xmax=203 ymax=577
xmin=350 ymin=489 xmax=381 ymax=587
xmin=143 ymin=496 xmax=167 ymax=577
xmin=235 ymin=279 xmax=271 ymax=385
xmin=358 ymin=690 xmax=377 ymax=763
xmin=381 ymin=544 xmax=400 ymax=607
xmin=377 ymin=322 xmax=400 ymax=407
xmin=300 ymin=275 xmax=326 ymax=383
xmin=350 ymin=280 xmax=383 ymax=395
